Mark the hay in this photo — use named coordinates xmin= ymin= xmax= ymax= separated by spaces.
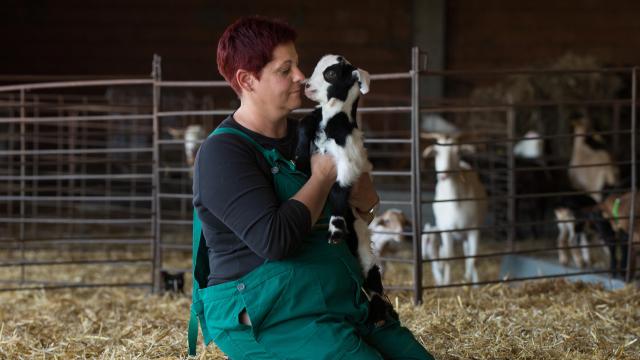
xmin=1 ymin=278 xmax=638 ymax=359
xmin=1 ymin=245 xmax=637 ymax=359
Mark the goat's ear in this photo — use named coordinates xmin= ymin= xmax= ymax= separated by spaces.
xmin=352 ymin=68 xmax=370 ymax=95
xmin=459 ymin=144 xmax=476 ymax=154
xmin=167 ymin=127 xmax=184 ymax=138
xmin=422 ymin=145 xmax=436 ymax=158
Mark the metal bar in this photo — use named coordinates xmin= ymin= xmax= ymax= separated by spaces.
xmin=364 ymin=138 xmax=412 ymax=144
xmin=0 ymin=218 xmax=153 ymax=224
xmin=421 ymin=129 xmax=633 ymax=148
xmin=158 ymin=193 xmax=192 ymax=199
xmin=0 ymin=79 xmax=153 ymax=92
xmin=421 ymin=187 xmax=631 ymax=204
xmin=160 ymin=244 xmax=191 ymax=250
xmin=410 ymin=47 xmax=423 ymax=305
xmin=0 ymin=282 xmax=152 ymax=293
xmin=19 ymin=88 xmax=25 ymax=284
xmin=151 ymin=55 xmax=162 ymax=293
xmin=0 ymin=147 xmax=153 ymax=156
xmin=0 ymin=238 xmax=153 ymax=246
xmin=158 ymin=80 xmax=229 ymax=88
xmin=158 ymin=110 xmax=233 ymax=117
xmin=370 ymin=72 xmax=412 ymax=80
xmin=626 ymin=67 xmax=637 ymax=282
xmin=0 ymin=258 xmax=152 ymax=267
xmin=159 ymin=219 xmax=192 ymax=225
xmin=157 ymin=167 xmax=192 ymax=173
xmin=0 ymin=196 xmax=154 ymax=201
xmin=0 ymin=174 xmax=153 ymax=181
xmin=506 ymin=100 xmax=516 ymax=250
xmin=420 ymin=241 xmax=632 ymax=263
xmin=419 ymin=66 xmax=633 ymax=77
xmin=421 ymin=99 xmax=634 ymax=114
xmin=0 ymin=114 xmax=153 ymax=124
xmin=370 ymin=171 xmax=412 ymax=177
xmin=156 ymin=139 xmax=205 ymax=145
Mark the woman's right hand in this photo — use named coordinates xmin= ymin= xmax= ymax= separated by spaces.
xmin=310 ymin=152 xmax=337 ymax=183
xmin=292 ymin=152 xmax=337 ymax=224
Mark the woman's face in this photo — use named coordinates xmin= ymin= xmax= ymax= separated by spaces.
xmin=250 ymin=42 xmax=305 ymax=117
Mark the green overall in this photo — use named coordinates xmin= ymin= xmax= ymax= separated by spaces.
xmin=188 ymin=127 xmax=434 ymax=360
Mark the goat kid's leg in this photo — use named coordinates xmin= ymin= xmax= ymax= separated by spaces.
xmin=579 ymin=232 xmax=591 ymax=267
xmin=328 ymin=183 xmax=351 ymax=244
xmin=354 ymin=216 xmax=398 ymax=327
xmin=440 ymin=232 xmax=454 ymax=285
xmin=557 ymin=223 xmax=569 ymax=266
xmin=568 ymin=227 xmax=585 ymax=268
xmin=618 ymin=231 xmax=630 ymax=278
xmin=294 ymin=111 xmax=321 ymax=176
xmin=463 ymin=230 xmax=480 ymax=286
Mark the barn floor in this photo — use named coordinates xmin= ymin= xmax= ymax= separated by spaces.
xmin=0 ymin=278 xmax=638 ymax=359
xmin=1 ymin=240 xmax=638 ymax=359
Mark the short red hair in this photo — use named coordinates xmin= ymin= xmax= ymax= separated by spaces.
xmin=217 ymin=16 xmax=297 ymax=95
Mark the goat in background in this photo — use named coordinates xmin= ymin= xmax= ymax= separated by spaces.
xmin=568 ymin=115 xmax=618 ymax=202
xmin=422 ymin=134 xmax=488 ymax=285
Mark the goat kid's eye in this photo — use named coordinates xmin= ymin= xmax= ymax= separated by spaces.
xmin=324 ymin=70 xmax=337 ymax=82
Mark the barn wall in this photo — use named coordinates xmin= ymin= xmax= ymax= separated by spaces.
xmin=1 ymin=0 xmax=413 ymax=81
xmin=446 ymin=1 xmax=640 ymax=71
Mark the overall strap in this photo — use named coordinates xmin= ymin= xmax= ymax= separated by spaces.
xmin=212 ymin=126 xmax=295 ymax=170
xmin=188 ymin=208 xmax=209 ymax=356
xmin=212 ymin=126 xmax=270 ymax=156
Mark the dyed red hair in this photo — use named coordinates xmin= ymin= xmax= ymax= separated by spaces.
xmin=217 ymin=16 xmax=297 ymax=95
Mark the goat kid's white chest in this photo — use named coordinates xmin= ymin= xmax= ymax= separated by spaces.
xmin=433 ymin=178 xmax=475 ymax=230
xmin=314 ymin=102 xmax=369 ymax=187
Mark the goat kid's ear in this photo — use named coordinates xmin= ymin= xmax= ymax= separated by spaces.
xmin=459 ymin=144 xmax=476 ymax=154
xmin=167 ymin=127 xmax=185 ymax=138
xmin=352 ymin=68 xmax=370 ymax=95
xmin=422 ymin=145 xmax=435 ymax=158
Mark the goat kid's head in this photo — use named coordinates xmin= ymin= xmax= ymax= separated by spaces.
xmin=422 ymin=134 xmax=474 ymax=181
xmin=304 ymin=55 xmax=370 ymax=106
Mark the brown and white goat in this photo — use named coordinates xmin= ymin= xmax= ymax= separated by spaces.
xmin=422 ymin=134 xmax=488 ymax=285
xmin=369 ymin=209 xmax=411 ymax=258
xmin=568 ymin=118 xmax=618 ymax=202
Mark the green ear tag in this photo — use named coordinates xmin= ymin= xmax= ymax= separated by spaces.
xmin=612 ymin=198 xmax=621 ymax=225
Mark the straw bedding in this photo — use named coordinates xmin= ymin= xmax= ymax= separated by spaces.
xmin=1 ymin=275 xmax=638 ymax=359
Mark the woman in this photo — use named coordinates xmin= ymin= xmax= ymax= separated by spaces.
xmin=189 ymin=15 xmax=434 ymax=360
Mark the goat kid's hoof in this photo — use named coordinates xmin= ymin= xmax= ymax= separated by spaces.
xmin=328 ymin=232 xmax=344 ymax=244
xmin=373 ymin=319 xmax=386 ymax=328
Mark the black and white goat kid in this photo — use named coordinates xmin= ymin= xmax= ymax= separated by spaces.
xmin=296 ymin=55 xmax=395 ymax=325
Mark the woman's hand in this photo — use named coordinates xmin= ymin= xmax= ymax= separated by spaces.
xmin=310 ymin=152 xmax=337 ymax=185
xmin=292 ymin=153 xmax=336 ymax=225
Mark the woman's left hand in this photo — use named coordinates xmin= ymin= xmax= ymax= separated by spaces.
xmin=349 ymin=173 xmax=379 ymax=215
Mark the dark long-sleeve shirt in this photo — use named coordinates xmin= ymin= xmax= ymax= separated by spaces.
xmin=193 ymin=115 xmax=312 ymax=286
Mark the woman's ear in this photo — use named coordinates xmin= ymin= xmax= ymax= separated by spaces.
xmin=236 ymin=69 xmax=255 ymax=94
